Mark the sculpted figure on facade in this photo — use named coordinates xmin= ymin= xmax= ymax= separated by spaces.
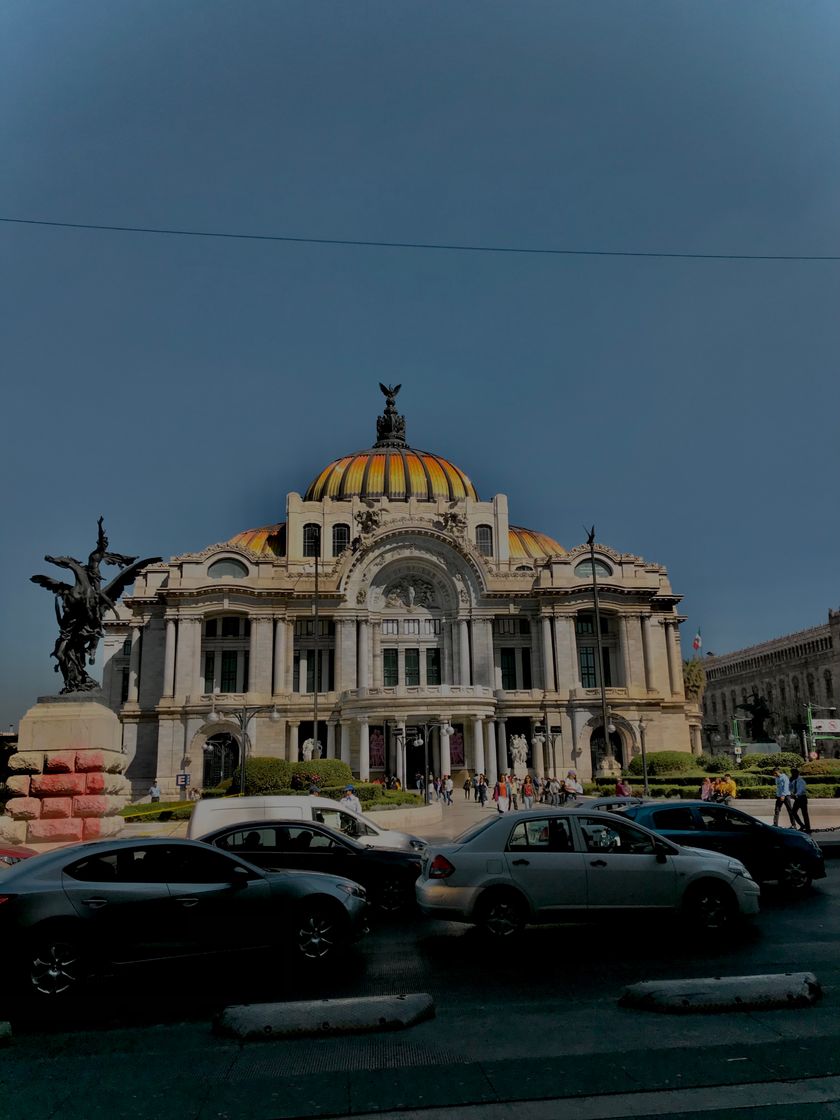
xmin=440 ymin=510 xmax=467 ymax=537
xmin=385 ymin=576 xmax=436 ymax=610
xmin=511 ymin=734 xmax=528 ymax=767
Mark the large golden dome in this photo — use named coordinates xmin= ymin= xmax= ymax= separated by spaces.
xmin=305 ymin=448 xmax=477 ymax=502
xmin=304 ymin=383 xmax=478 ymax=502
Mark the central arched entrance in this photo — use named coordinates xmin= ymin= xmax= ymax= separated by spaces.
xmin=202 ymin=732 xmax=239 ymax=788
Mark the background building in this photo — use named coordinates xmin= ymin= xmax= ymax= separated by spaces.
xmin=701 ymin=610 xmax=840 ymax=755
xmin=102 ymin=389 xmax=695 ymax=798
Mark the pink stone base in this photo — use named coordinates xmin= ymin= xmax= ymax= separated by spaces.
xmin=28 ymin=818 xmax=84 ymax=843
xmin=41 ymin=797 xmax=73 ymax=820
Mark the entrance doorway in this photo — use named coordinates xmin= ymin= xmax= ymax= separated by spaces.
xmin=202 ymin=733 xmax=239 ymax=789
xmin=589 ymin=728 xmax=625 ymax=772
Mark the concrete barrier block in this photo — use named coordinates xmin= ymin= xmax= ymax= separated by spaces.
xmin=620 ymin=972 xmax=822 ymax=1014
xmin=215 ymin=993 xmax=435 ymax=1040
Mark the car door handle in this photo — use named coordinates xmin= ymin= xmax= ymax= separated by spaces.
xmin=590 ymin=859 xmax=607 ymax=868
xmin=175 ymin=897 xmax=199 ymax=908
xmin=512 ymin=859 xmax=530 ymax=866
xmin=81 ymin=898 xmax=108 ymax=908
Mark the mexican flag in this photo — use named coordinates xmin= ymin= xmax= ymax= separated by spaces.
xmin=692 ymin=628 xmax=702 ymax=652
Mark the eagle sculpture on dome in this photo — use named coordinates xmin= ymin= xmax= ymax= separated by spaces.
xmin=375 ymin=383 xmax=406 ymax=446
xmin=379 ymin=382 xmax=401 ymax=407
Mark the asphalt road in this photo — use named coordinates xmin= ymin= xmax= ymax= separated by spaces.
xmin=3 ymin=853 xmax=840 ymax=1120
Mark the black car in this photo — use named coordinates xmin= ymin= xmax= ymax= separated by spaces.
xmin=200 ymin=819 xmax=423 ymax=913
xmin=623 ymin=801 xmax=825 ymax=892
xmin=0 ymin=837 xmax=368 ymax=1006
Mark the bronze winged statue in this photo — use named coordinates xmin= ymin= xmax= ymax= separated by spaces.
xmin=31 ymin=518 xmax=161 ymax=694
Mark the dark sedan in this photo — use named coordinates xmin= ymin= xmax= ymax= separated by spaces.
xmin=200 ymin=819 xmax=423 ymax=913
xmin=0 ymin=837 xmax=368 ymax=1006
xmin=622 ymin=801 xmax=825 ymax=892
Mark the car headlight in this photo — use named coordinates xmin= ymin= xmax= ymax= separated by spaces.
xmin=804 ymin=836 xmax=822 ymax=853
xmin=336 ymin=882 xmax=367 ymax=900
xmin=727 ymin=860 xmax=753 ymax=881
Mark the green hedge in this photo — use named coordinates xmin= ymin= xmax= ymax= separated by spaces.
xmin=230 ymin=757 xmax=354 ymax=795
xmin=801 ymin=760 xmax=840 ymax=777
xmin=627 ymin=751 xmax=700 ymax=776
xmin=289 ymin=760 xmax=353 ymax=787
xmin=121 ymin=801 xmax=194 ymax=822
xmin=738 ymin=752 xmax=805 ymax=772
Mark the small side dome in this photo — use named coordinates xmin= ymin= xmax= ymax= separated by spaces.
xmin=508 ymin=526 xmax=565 ymax=560
xmin=305 ymin=449 xmax=477 ymax=502
xmin=227 ymin=523 xmax=286 ymax=557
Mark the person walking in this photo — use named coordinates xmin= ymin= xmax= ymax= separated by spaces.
xmin=493 ymin=774 xmax=511 ymax=813
xmin=463 ymin=775 xmax=472 ymax=800
xmin=790 ymin=769 xmax=812 ymax=833
xmin=444 ymin=774 xmax=454 ymax=805
xmin=340 ymin=785 xmax=363 ymax=814
xmin=522 ymin=775 xmax=535 ymax=810
xmin=478 ymin=774 xmax=488 ymax=806
xmin=472 ymin=773 xmax=480 ymax=801
xmin=699 ymin=776 xmax=713 ymax=801
xmin=772 ymin=767 xmax=796 ymax=827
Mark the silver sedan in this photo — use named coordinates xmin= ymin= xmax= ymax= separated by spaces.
xmin=416 ymin=808 xmax=760 ymax=937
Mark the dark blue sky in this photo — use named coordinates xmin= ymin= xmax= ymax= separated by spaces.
xmin=2 ymin=1 xmax=838 ymax=726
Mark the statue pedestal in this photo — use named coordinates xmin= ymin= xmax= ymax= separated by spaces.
xmin=594 ymin=755 xmax=622 ymax=781
xmin=513 ymin=761 xmax=528 ymax=781
xmin=2 ymin=694 xmax=130 ymax=845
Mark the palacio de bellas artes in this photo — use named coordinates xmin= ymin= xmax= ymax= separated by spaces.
xmin=99 ymin=385 xmax=700 ymax=799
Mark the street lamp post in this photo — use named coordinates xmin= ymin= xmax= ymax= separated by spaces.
xmin=586 ymin=525 xmax=613 ymax=763
xmin=395 ymin=721 xmax=454 ymax=804
xmin=638 ymin=717 xmax=649 ymax=796
xmin=205 ymin=694 xmax=280 ymax=796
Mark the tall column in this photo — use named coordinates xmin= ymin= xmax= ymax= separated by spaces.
xmin=285 ymin=621 xmax=295 ymax=692
xmin=641 ymin=615 xmax=654 ymax=692
xmin=443 ymin=622 xmax=454 ymax=685
xmin=553 ymin=616 xmax=573 ymax=693
xmin=175 ymin=618 xmax=200 ymax=699
xmin=340 ymin=721 xmax=351 ymax=767
xmin=358 ymin=621 xmax=370 ymax=688
xmin=458 ymin=620 xmax=471 ymax=685
xmin=485 ymin=720 xmax=498 ymax=782
xmin=432 ymin=728 xmax=441 ymax=776
xmin=298 ymin=650 xmax=308 ymax=694
xmin=542 ymin=616 xmax=556 ymax=692
xmin=371 ymin=622 xmax=381 ymax=687
xmin=665 ymin=620 xmax=679 ymax=697
xmin=288 ymin=721 xmax=300 ymax=764
xmin=163 ymin=618 xmax=177 ymax=698
xmin=472 ymin=716 xmax=485 ymax=775
xmin=272 ymin=619 xmax=287 ymax=695
xmin=669 ymin=621 xmax=685 ymax=698
xmin=359 ymin=718 xmax=370 ymax=781
xmin=619 ymin=615 xmax=633 ymax=691
xmin=531 ymin=731 xmax=545 ymax=778
xmin=128 ymin=625 xmax=141 ymax=703
xmin=252 ymin=617 xmax=273 ymax=695
xmin=326 ymin=721 xmax=336 ymax=759
xmin=496 ymin=718 xmax=508 ymax=776
xmin=440 ymin=722 xmax=452 ymax=777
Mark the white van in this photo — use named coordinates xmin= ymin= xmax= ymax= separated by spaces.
xmin=186 ymin=794 xmax=427 ymax=851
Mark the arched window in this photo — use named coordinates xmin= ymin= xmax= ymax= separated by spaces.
xmin=711 ymin=697 xmax=717 ymax=717
xmin=574 ymin=559 xmax=613 ymax=578
xmin=779 ymin=680 xmax=787 ymax=705
xmin=476 ymin=525 xmax=493 ymax=557
xmin=825 ymin=670 xmax=834 ymax=700
xmin=332 ymin=523 xmax=350 ymax=556
xmin=208 ymin=558 xmax=248 ymax=579
xmin=792 ymin=677 xmax=800 ymax=701
xmin=722 ymin=694 xmax=727 ymax=715
xmin=807 ymin=673 xmax=816 ymax=700
xmin=303 ymin=523 xmax=321 ymax=558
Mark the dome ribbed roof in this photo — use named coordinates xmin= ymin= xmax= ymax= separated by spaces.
xmin=228 ymin=523 xmax=286 ymax=556
xmin=509 ymin=526 xmax=565 ymax=559
xmin=305 ymin=448 xmax=478 ymax=502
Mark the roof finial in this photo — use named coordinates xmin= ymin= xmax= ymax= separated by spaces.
xmin=375 ymin=382 xmax=407 ymax=447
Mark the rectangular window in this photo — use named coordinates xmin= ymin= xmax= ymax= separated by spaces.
xmin=295 ymin=620 xmax=314 ymax=636
xmin=306 ymin=653 xmax=315 ymax=693
xmin=500 ymin=648 xmax=517 ymax=690
xmin=522 ymin=647 xmax=532 ymax=689
xmin=122 ymin=637 xmax=132 ymax=656
xmin=382 ymin=620 xmax=399 ymax=635
xmin=426 ymin=648 xmax=441 ymax=685
xmin=404 ymin=619 xmax=420 ymax=635
xmin=579 ymin=646 xmax=596 ymax=688
xmin=204 ymin=619 xmax=218 ymax=638
xmin=405 ymin=648 xmax=420 ymax=686
xmin=576 ymin=615 xmax=594 ymax=635
xmin=495 ymin=619 xmax=516 ymax=635
xmin=293 ymin=652 xmax=300 ymax=692
xmin=476 ymin=525 xmax=494 ymax=556
xmin=204 ymin=651 xmax=215 ymax=694
xmin=120 ymin=669 xmax=130 ymax=703
xmin=383 ymin=648 xmax=399 ymax=686
xmin=221 ymin=617 xmax=240 ymax=638
xmin=601 ymin=649 xmax=612 ymax=687
xmin=519 ymin=619 xmax=530 ymax=635
xmin=221 ymin=650 xmax=238 ymax=692
xmin=424 ymin=619 xmax=442 ymax=635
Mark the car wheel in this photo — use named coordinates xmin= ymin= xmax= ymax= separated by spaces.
xmin=684 ymin=881 xmax=737 ymax=933
xmin=780 ymin=857 xmax=812 ymax=893
xmin=28 ymin=933 xmax=87 ymax=1000
xmin=374 ymin=877 xmax=412 ymax=915
xmin=475 ymin=891 xmax=527 ymax=938
xmin=294 ymin=903 xmax=347 ymax=962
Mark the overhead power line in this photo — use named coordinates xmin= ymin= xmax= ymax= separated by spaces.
xmin=0 ymin=215 xmax=837 ymax=261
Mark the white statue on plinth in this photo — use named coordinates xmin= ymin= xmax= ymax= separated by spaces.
xmin=510 ymin=734 xmax=529 ymax=778
xmin=301 ymin=738 xmax=315 ymax=761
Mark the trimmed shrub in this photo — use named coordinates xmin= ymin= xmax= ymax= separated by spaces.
xmin=627 ymin=751 xmax=699 ymax=776
xmin=801 ymin=760 xmax=840 ymax=777
xmin=121 ymin=801 xmax=194 ymax=822
xmin=738 ymin=752 xmax=804 ymax=773
xmin=289 ymin=760 xmax=353 ymax=788
xmin=696 ymin=754 xmax=730 ymax=774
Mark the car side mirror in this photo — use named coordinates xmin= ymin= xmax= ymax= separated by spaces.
xmin=654 ymin=841 xmax=670 ymax=864
xmin=229 ymin=865 xmax=251 ymax=888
